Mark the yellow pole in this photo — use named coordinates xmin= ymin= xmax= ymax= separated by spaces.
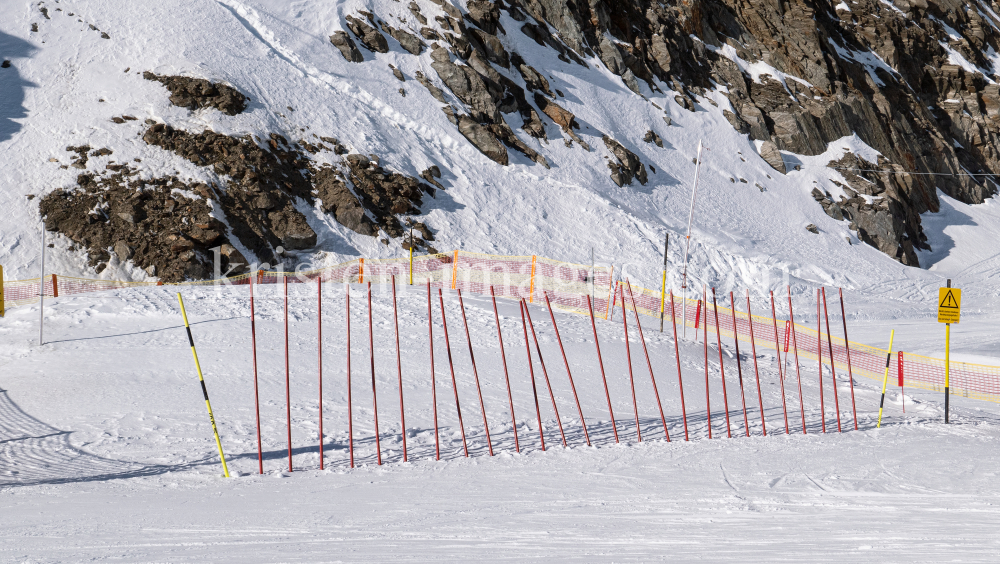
xmin=876 ymin=330 xmax=896 ymax=428
xmin=528 ymin=255 xmax=537 ymax=303
xmin=177 ymin=293 xmax=231 ymax=478
xmin=409 ymin=246 xmax=413 ymax=285
xmin=945 ymin=322 xmax=951 ymax=424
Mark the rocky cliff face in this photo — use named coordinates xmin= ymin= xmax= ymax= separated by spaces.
xmin=37 ymin=0 xmax=1000 ymax=278
xmin=336 ymin=0 xmax=1000 ymax=266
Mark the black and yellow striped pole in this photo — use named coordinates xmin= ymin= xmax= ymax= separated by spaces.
xmin=876 ymin=330 xmax=896 ymax=428
xmin=177 ymin=293 xmax=231 ymax=478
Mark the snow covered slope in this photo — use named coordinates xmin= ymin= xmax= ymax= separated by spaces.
xmin=1 ymin=0 xmax=989 ymax=298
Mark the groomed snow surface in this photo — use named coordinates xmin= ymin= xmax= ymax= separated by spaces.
xmin=2 ymin=278 xmax=1000 ymax=561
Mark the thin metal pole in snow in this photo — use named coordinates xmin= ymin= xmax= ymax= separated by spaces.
xmin=787 ymin=287 xmax=807 ymax=434
xmin=490 ymin=286 xmax=519 ymax=453
xmin=669 ymin=291 xmax=689 ymax=440
xmin=681 ymin=139 xmax=704 ymax=340
xmin=250 ymin=276 xmax=263 ymax=474
xmin=519 ymin=299 xmax=545 ymax=451
xmin=284 ymin=275 xmax=292 ymax=471
xmin=427 ymin=280 xmax=440 ymax=460
xmin=729 ymin=291 xmax=750 ymax=437
xmin=457 ymin=288 xmax=494 ymax=456
xmin=621 ymin=286 xmax=642 ymax=442
xmin=368 ymin=282 xmax=382 ymax=465
xmin=38 ymin=226 xmax=45 ymax=346
xmin=839 ymin=288 xmax=859 ymax=430
xmin=711 ymin=288 xmax=732 ymax=438
xmin=346 ymin=282 xmax=354 ymax=467
xmin=587 ymin=295 xmax=618 ymax=444
xmin=769 ymin=291 xmax=790 ymax=435
xmin=392 ymin=276 xmax=407 ymax=462
xmin=626 ymin=280 xmax=669 ymax=442
xmin=318 ymin=277 xmax=324 ymax=470
xmin=523 ymin=301 xmax=567 ymax=447
xmin=544 ymin=292 xmax=590 ymax=446
xmin=822 ymin=287 xmax=842 ymax=433
xmin=746 ymin=290 xmax=767 ymax=436
xmin=438 ymin=288 xmax=469 ymax=457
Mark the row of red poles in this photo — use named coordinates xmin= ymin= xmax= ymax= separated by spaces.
xmin=245 ymin=276 xmax=858 ymax=473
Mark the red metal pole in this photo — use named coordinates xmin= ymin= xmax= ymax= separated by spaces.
xmin=711 ymin=288 xmax=732 ymax=438
xmin=457 ymin=289 xmax=494 ymax=456
xmin=787 ymin=287 xmax=807 ymax=434
xmin=822 ymin=287 xmax=842 ymax=433
xmin=368 ymin=282 xmax=382 ymax=465
xmin=728 ymin=291 xmax=750 ymax=437
xmin=427 ymin=280 xmax=439 ymax=460
xmin=490 ymin=286 xmax=520 ymax=453
xmin=839 ymin=288 xmax=858 ymax=430
xmin=347 ymin=283 xmax=354 ymax=467
xmin=703 ymin=286 xmax=711 ymax=439
xmin=621 ymin=285 xmax=642 ymax=442
xmin=587 ymin=295 xmax=619 ymax=443
xmin=770 ymin=291 xmax=790 ymax=434
xmin=816 ymin=289 xmax=826 ymax=433
xmin=544 ymin=292 xmax=591 ymax=446
xmin=392 ymin=276 xmax=407 ymax=462
xmin=519 ymin=299 xmax=545 ymax=451
xmin=745 ymin=291 xmax=766 ymax=436
xmin=318 ymin=277 xmax=324 ymax=469
xmin=284 ymin=276 xmax=292 ymax=472
xmin=524 ymin=301 xmax=567 ymax=447
xmin=439 ymin=289 xmax=469 ymax=457
xmin=669 ymin=291 xmax=689 ymax=441
xmin=625 ymin=281 xmax=669 ymax=441
xmin=249 ymin=277 xmax=263 ymax=474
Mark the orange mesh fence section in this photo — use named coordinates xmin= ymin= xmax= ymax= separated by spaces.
xmin=4 ymin=253 xmax=1000 ymax=403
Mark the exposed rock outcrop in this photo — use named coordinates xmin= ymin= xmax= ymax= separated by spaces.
xmin=142 ymin=72 xmax=248 ymax=115
xmin=330 ymin=31 xmax=364 ymax=62
xmin=603 ymin=136 xmax=647 ymax=187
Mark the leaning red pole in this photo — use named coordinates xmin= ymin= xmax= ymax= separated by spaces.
xmin=346 ymin=282 xmax=354 ymax=467
xmin=625 ymin=281 xmax=669 ymax=442
xmin=284 ymin=276 xmax=292 ymax=472
xmin=816 ymin=289 xmax=826 ymax=434
xmin=317 ymin=277 xmax=324 ymax=470
xmin=587 ymin=295 xmax=619 ymax=443
xmin=457 ymin=289 xmax=494 ymax=456
xmin=729 ymin=291 xmax=750 ymax=437
xmin=519 ymin=299 xmax=546 ymax=451
xmin=703 ymin=286 xmax=711 ymax=439
xmin=711 ymin=288 xmax=732 ymax=438
xmin=249 ymin=276 xmax=263 ymax=474
xmin=745 ymin=291 xmax=766 ymax=436
xmin=427 ymin=280 xmax=440 ymax=460
xmin=787 ymin=286 xmax=807 ymax=434
xmin=822 ymin=287 xmax=842 ymax=433
xmin=368 ymin=282 xmax=382 ymax=465
xmin=524 ymin=301 xmax=568 ymax=447
xmin=839 ymin=288 xmax=858 ymax=430
xmin=621 ymin=286 xmax=642 ymax=442
xmin=769 ymin=291 xmax=790 ymax=435
xmin=438 ymin=289 xmax=469 ymax=457
xmin=392 ymin=275 xmax=407 ymax=462
xmin=490 ymin=286 xmax=519 ymax=453
xmin=669 ymin=291 xmax=689 ymax=441
xmin=544 ymin=292 xmax=591 ymax=446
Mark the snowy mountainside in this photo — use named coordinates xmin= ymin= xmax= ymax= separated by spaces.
xmin=0 ymin=0 xmax=997 ymax=298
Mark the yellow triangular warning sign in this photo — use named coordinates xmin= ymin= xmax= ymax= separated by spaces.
xmin=940 ymin=290 xmax=959 ymax=308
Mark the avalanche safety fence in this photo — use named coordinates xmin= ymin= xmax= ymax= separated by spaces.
xmin=2 ymin=250 xmax=998 ymax=405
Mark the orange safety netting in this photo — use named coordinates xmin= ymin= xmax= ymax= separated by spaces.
xmin=2 ymin=251 xmax=997 ymax=403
